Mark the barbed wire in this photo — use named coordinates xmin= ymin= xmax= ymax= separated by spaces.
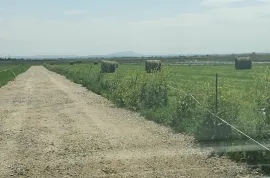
xmin=72 ymin=70 xmax=270 ymax=152
xmin=0 ymin=68 xmax=16 ymax=77
xmin=9 ymin=68 xmax=16 ymax=77
xmin=167 ymin=85 xmax=270 ymax=152
xmin=0 ymin=69 xmax=9 ymax=73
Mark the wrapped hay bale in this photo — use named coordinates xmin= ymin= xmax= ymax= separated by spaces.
xmin=101 ymin=60 xmax=117 ymax=73
xmin=70 ymin=61 xmax=74 ymax=65
xmin=73 ymin=60 xmax=82 ymax=64
xmin=145 ymin=60 xmax=161 ymax=73
xmin=113 ymin=62 xmax=119 ymax=68
xmin=235 ymin=57 xmax=252 ymax=70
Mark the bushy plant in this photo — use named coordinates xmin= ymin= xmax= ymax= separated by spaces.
xmin=138 ymin=71 xmax=168 ymax=109
xmin=171 ymin=94 xmax=201 ymax=133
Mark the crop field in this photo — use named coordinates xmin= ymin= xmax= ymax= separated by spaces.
xmin=45 ymin=63 xmax=270 ymax=134
xmin=46 ymin=62 xmax=270 ymax=103
xmin=0 ymin=64 xmax=30 ymax=87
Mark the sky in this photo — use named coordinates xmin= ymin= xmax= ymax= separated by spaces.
xmin=0 ymin=0 xmax=269 ymax=56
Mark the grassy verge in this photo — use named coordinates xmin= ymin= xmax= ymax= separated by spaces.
xmin=44 ymin=63 xmax=270 ymax=175
xmin=0 ymin=65 xmax=30 ymax=87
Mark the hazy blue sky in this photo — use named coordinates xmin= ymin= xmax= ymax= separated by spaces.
xmin=0 ymin=0 xmax=269 ymax=56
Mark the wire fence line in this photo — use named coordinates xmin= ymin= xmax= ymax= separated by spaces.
xmin=95 ymin=76 xmax=270 ymax=152
xmin=167 ymin=85 xmax=270 ymax=152
xmin=9 ymin=68 xmax=16 ymax=77
xmin=0 ymin=68 xmax=16 ymax=77
xmin=0 ymin=69 xmax=9 ymax=73
xmin=67 ymin=68 xmax=270 ymax=152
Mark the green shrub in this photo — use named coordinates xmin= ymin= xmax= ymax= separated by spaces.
xmin=142 ymin=106 xmax=173 ymax=125
xmin=195 ymin=98 xmax=239 ymax=143
xmin=171 ymin=94 xmax=202 ymax=134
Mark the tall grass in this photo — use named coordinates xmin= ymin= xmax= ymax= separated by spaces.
xmin=0 ymin=65 xmax=30 ymax=87
xmin=45 ymin=63 xmax=270 ymax=175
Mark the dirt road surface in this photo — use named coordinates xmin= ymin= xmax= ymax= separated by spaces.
xmin=0 ymin=66 xmax=260 ymax=178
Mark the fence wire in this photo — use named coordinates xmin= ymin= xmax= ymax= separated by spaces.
xmin=73 ymin=70 xmax=270 ymax=152
xmin=167 ymin=84 xmax=270 ymax=152
xmin=0 ymin=68 xmax=16 ymax=77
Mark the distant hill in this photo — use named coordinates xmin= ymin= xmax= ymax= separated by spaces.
xmin=7 ymin=51 xmax=270 ymax=60
xmin=108 ymin=51 xmax=142 ymax=57
xmin=9 ymin=51 xmax=143 ymax=59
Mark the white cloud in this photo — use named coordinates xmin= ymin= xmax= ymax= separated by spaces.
xmin=64 ymin=10 xmax=87 ymax=15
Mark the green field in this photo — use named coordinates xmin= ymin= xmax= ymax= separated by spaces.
xmin=0 ymin=64 xmax=30 ymax=87
xmin=45 ymin=62 xmax=270 ymax=171
xmin=46 ymin=63 xmax=270 ymax=102
xmin=45 ymin=63 xmax=270 ymax=133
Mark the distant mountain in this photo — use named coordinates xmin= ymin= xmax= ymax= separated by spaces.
xmin=108 ymin=51 xmax=142 ymax=57
xmin=34 ymin=55 xmax=80 ymax=59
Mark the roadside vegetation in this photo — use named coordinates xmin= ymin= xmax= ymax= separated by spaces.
xmin=45 ymin=62 xmax=270 ymax=174
xmin=0 ymin=65 xmax=30 ymax=87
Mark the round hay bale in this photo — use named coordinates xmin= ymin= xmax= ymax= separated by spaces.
xmin=113 ymin=62 xmax=119 ymax=68
xmin=235 ymin=57 xmax=252 ymax=70
xmin=145 ymin=60 xmax=161 ymax=73
xmin=101 ymin=60 xmax=117 ymax=73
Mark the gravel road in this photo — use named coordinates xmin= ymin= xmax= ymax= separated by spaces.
xmin=0 ymin=66 xmax=260 ymax=178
